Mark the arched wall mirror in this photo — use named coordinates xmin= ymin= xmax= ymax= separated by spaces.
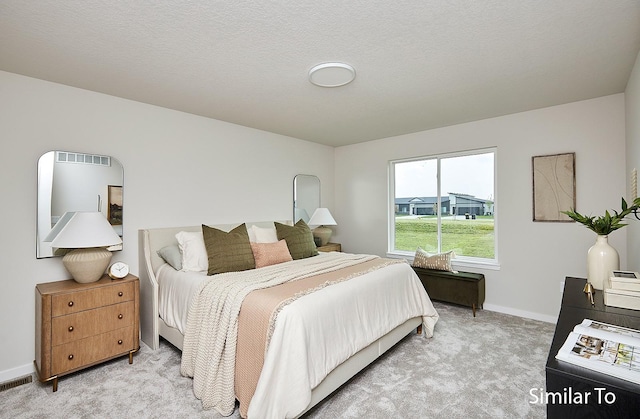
xmin=37 ymin=150 xmax=124 ymax=258
xmin=293 ymin=174 xmax=320 ymax=223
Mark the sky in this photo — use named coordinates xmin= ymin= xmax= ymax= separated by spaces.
xmin=395 ymin=152 xmax=494 ymax=200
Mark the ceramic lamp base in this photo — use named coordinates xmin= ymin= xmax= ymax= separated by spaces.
xmin=313 ymin=226 xmax=332 ymax=247
xmin=63 ymin=247 xmax=112 ymax=283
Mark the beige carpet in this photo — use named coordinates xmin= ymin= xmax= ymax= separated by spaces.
xmin=1 ymin=302 xmax=554 ymax=418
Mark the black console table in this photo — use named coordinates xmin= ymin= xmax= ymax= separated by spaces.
xmin=546 ymin=277 xmax=640 ymax=418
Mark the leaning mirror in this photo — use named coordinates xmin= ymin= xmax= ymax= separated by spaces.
xmin=37 ymin=150 xmax=124 ymax=258
xmin=293 ymin=174 xmax=320 ymax=223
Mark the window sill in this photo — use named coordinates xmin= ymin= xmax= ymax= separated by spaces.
xmin=385 ymin=251 xmax=501 ymax=271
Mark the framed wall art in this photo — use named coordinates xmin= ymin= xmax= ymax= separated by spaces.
xmin=532 ymin=152 xmax=575 ymax=222
xmin=107 ymin=185 xmax=123 ymax=225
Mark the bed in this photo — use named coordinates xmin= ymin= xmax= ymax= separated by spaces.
xmin=139 ymin=221 xmax=438 ymax=418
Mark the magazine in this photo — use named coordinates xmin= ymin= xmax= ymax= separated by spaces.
xmin=555 ymin=319 xmax=640 ymax=385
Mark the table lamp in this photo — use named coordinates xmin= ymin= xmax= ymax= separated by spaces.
xmin=44 ymin=211 xmax=123 ymax=283
xmin=308 ymin=208 xmax=337 ymax=246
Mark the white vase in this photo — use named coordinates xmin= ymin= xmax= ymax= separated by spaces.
xmin=587 ymin=235 xmax=619 ymax=290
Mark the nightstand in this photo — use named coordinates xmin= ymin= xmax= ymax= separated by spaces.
xmin=317 ymin=242 xmax=341 ymax=252
xmin=35 ymin=274 xmax=140 ymax=391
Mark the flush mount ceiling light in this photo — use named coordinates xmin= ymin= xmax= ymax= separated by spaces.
xmin=309 ymin=62 xmax=356 ymax=87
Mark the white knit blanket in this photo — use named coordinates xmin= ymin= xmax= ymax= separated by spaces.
xmin=179 ymin=252 xmax=379 ymax=415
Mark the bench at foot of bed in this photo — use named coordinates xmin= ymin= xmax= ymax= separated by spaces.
xmin=412 ymin=267 xmax=485 ymax=317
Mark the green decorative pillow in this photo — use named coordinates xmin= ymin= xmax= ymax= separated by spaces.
xmin=202 ymin=223 xmax=255 ymax=275
xmin=275 ymin=220 xmax=318 ymax=260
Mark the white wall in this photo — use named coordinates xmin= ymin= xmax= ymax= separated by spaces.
xmin=0 ymin=71 xmax=335 ymax=380
xmin=626 ymin=50 xmax=640 ymax=272
xmin=334 ymin=94 xmax=627 ymax=321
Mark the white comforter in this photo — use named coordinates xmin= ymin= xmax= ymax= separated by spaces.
xmin=156 ymin=263 xmax=207 ymax=334
xmin=248 ymin=259 xmax=438 ymax=418
xmin=159 ymin=253 xmax=439 ymax=418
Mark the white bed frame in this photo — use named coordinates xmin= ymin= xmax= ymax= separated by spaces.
xmin=138 ymin=222 xmax=421 ymax=416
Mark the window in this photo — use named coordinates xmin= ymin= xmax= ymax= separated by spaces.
xmin=389 ymin=148 xmax=496 ymax=265
xmin=56 ymin=151 xmax=111 ymax=167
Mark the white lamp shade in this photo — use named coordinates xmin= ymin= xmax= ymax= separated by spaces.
xmin=44 ymin=211 xmax=122 ymax=248
xmin=308 ymin=208 xmax=337 ymax=226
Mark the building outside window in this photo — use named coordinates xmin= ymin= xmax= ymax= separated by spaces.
xmin=389 ymin=148 xmax=497 ymax=264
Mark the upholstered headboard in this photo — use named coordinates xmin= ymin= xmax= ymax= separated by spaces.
xmin=138 ymin=221 xmax=290 ymax=349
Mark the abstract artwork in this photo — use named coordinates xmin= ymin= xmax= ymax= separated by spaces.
xmin=532 ymin=152 xmax=575 ymax=222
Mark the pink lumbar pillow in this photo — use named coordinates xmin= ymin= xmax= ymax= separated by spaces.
xmin=250 ymin=239 xmax=293 ymax=268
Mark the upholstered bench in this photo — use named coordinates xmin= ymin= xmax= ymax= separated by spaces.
xmin=412 ymin=267 xmax=485 ymax=316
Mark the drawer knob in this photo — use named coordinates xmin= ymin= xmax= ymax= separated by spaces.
xmin=118 ymin=314 xmax=123 ymax=319
xmin=118 ymin=292 xmax=123 ymax=297
xmin=118 ymin=340 xmax=123 ymax=345
xmin=68 ymin=326 xmax=74 ymax=332
xmin=68 ymin=301 xmax=74 ymax=307
xmin=68 ymin=354 xmax=74 ymax=360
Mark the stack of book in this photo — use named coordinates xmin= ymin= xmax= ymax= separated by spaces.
xmin=604 ymin=271 xmax=640 ymax=310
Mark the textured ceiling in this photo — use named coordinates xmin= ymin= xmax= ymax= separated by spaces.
xmin=1 ymin=1 xmax=640 ymax=147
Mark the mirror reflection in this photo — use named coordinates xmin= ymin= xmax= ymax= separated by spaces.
xmin=293 ymin=174 xmax=320 ymax=223
xmin=37 ymin=151 xmax=124 ymax=258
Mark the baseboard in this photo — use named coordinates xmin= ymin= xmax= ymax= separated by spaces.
xmin=483 ymin=303 xmax=558 ymax=324
xmin=0 ymin=363 xmax=34 ymax=384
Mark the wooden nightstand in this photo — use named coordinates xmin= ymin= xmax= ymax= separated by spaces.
xmin=35 ymin=274 xmax=140 ymax=391
xmin=317 ymin=242 xmax=341 ymax=252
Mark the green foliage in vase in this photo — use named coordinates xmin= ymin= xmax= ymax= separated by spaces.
xmin=562 ymin=197 xmax=640 ymax=235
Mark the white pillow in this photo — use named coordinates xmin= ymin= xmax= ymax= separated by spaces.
xmin=175 ymin=231 xmax=208 ymax=272
xmin=412 ymin=247 xmax=457 ymax=272
xmin=246 ymin=225 xmax=257 ymax=242
xmin=251 ymin=225 xmax=278 ymax=243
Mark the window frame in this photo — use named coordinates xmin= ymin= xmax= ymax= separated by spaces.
xmin=387 ymin=147 xmax=499 ymax=270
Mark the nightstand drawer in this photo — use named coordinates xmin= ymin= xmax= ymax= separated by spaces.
xmin=51 ymin=281 xmax=134 ymax=316
xmin=51 ymin=301 xmax=134 ymax=346
xmin=51 ymin=326 xmax=135 ymax=375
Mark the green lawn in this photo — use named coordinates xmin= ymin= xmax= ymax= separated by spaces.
xmin=395 ymin=216 xmax=495 ymax=258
